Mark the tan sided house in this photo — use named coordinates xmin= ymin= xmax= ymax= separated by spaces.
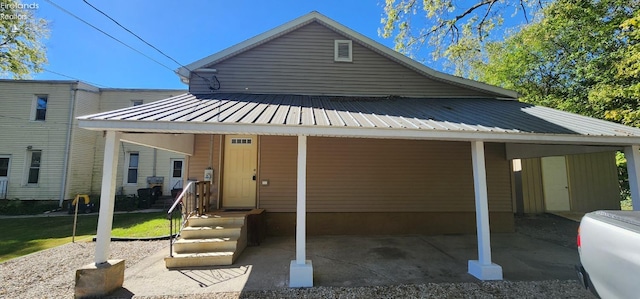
xmin=0 ymin=80 xmax=186 ymax=204
xmin=76 ymin=12 xmax=640 ymax=290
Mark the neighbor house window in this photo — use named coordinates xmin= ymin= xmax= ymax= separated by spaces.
xmin=126 ymin=152 xmax=139 ymax=184
xmin=131 ymin=100 xmax=143 ymax=106
xmin=26 ymin=150 xmax=42 ymax=184
xmin=0 ymin=157 xmax=9 ymax=177
xmin=34 ymin=95 xmax=48 ymax=121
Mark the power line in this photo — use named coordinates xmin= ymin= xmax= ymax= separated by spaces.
xmin=43 ymin=0 xmax=176 ymax=73
xmin=82 ymin=0 xmax=221 ymax=91
xmin=43 ymin=68 xmax=109 ymax=87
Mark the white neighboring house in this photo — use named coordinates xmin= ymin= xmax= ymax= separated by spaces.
xmin=0 ymin=80 xmax=186 ymax=204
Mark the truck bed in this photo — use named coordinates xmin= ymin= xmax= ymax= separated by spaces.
xmin=591 ymin=210 xmax=640 ymax=233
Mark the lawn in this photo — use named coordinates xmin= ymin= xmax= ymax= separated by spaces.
xmin=0 ymin=212 xmax=177 ymax=263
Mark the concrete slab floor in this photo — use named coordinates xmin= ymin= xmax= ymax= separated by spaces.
xmin=109 ymin=215 xmax=580 ymax=297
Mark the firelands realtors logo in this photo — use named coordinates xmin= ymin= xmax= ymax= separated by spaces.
xmin=0 ymin=2 xmax=38 ymax=21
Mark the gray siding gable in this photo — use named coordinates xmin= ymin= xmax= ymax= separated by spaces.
xmin=189 ymin=21 xmax=496 ymax=98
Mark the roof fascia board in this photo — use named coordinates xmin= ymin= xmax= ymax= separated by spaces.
xmin=178 ymin=11 xmax=518 ymax=99
xmin=78 ymin=119 xmax=640 ymax=146
xmin=121 ymin=133 xmax=194 ymax=155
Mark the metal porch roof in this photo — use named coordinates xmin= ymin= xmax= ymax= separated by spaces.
xmin=78 ymin=93 xmax=640 ymax=145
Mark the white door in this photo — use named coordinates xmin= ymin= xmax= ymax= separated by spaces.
xmin=170 ymin=159 xmax=185 ymax=190
xmin=0 ymin=156 xmax=9 ymax=199
xmin=541 ymin=156 xmax=571 ymax=211
xmin=223 ymin=135 xmax=257 ymax=208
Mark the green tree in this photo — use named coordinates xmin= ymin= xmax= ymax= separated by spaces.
xmin=474 ymin=0 xmax=640 ymax=204
xmin=380 ymin=0 xmax=546 ymax=76
xmin=589 ymin=11 xmax=640 ymax=127
xmin=476 ymin=0 xmax=639 ymax=120
xmin=0 ymin=0 xmax=47 ymax=78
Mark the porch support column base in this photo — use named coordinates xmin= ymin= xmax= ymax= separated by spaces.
xmin=74 ymin=259 xmax=124 ymax=298
xmin=289 ymin=260 xmax=313 ymax=288
xmin=468 ymin=260 xmax=503 ymax=281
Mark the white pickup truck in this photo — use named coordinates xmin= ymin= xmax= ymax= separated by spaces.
xmin=576 ymin=210 xmax=640 ymax=299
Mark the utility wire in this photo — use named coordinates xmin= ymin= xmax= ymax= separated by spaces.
xmin=43 ymin=0 xmax=177 ymax=73
xmin=82 ymin=0 xmax=221 ymax=91
xmin=43 ymin=68 xmax=109 ymax=88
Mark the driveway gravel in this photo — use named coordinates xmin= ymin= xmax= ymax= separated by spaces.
xmin=0 ymin=240 xmax=166 ymax=299
xmin=0 ymin=238 xmax=594 ymax=298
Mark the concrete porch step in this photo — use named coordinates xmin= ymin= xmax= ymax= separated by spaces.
xmin=180 ymin=224 xmax=243 ymax=239
xmin=187 ymin=215 xmax=245 ymax=227
xmin=164 ymin=251 xmax=234 ymax=268
xmin=173 ymin=236 xmax=239 ymax=253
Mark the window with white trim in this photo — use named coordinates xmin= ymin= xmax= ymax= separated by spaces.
xmin=334 ymin=40 xmax=353 ymax=62
xmin=33 ymin=95 xmax=48 ymax=121
xmin=126 ymin=152 xmax=139 ymax=184
xmin=26 ymin=150 xmax=42 ymax=184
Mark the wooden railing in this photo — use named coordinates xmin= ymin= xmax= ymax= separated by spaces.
xmin=167 ymin=181 xmax=212 ymax=257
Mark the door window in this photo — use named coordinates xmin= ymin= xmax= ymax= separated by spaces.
xmin=172 ymin=160 xmax=183 ymax=178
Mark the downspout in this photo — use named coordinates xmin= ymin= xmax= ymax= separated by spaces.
xmin=59 ymin=84 xmax=77 ymax=207
xmin=153 ymin=149 xmax=157 ymax=177
xmin=217 ymin=135 xmax=223 ymax=210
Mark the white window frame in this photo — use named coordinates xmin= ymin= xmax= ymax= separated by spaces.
xmin=25 ymin=150 xmax=42 ymax=185
xmin=334 ymin=40 xmax=353 ymax=62
xmin=124 ymin=152 xmax=139 ymax=185
xmin=32 ymin=95 xmax=48 ymax=121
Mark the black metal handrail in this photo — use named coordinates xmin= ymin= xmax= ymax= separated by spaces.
xmin=167 ymin=181 xmax=196 ymax=257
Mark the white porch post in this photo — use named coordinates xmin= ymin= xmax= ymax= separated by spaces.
xmin=625 ymin=145 xmax=640 ymax=211
xmin=289 ymin=135 xmax=313 ymax=287
xmin=468 ymin=141 xmax=503 ymax=280
xmin=95 ymin=131 xmax=122 ymax=264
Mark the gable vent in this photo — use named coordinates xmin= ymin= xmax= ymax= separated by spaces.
xmin=334 ymin=40 xmax=352 ymax=62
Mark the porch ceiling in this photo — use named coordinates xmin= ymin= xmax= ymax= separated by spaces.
xmin=77 ymin=93 xmax=640 ymax=146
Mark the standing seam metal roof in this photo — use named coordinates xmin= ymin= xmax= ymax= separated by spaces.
xmin=78 ymin=93 xmax=640 ymax=139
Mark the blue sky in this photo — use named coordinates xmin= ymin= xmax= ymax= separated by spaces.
xmin=29 ymin=1 xmax=528 ymax=89
xmin=31 ymin=0 xmax=392 ymax=89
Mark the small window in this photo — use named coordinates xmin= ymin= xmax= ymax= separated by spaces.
xmin=26 ymin=150 xmax=41 ymax=184
xmin=131 ymin=100 xmax=143 ymax=106
xmin=34 ymin=95 xmax=48 ymax=121
xmin=0 ymin=157 xmax=10 ymax=177
xmin=126 ymin=152 xmax=139 ymax=184
xmin=334 ymin=40 xmax=352 ymax=62
xmin=231 ymin=138 xmax=252 ymax=145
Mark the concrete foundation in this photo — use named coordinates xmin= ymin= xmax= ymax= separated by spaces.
xmin=289 ymin=260 xmax=313 ymax=287
xmin=74 ymin=259 xmax=125 ymax=298
xmin=468 ymin=260 xmax=503 ymax=281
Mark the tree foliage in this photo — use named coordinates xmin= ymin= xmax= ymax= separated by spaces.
xmin=0 ymin=0 xmax=47 ymax=78
xmin=476 ymin=0 xmax=640 ymax=126
xmin=381 ymin=0 xmax=546 ymax=76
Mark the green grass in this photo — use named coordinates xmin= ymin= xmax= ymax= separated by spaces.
xmin=0 ymin=212 xmax=177 ymax=263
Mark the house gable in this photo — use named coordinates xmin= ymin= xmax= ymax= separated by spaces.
xmin=187 ymin=17 xmax=511 ymax=98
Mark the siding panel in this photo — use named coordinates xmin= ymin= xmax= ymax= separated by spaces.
xmin=0 ymin=81 xmax=76 ymax=200
xmin=567 ymin=151 xmax=620 ymax=212
xmin=258 ymin=137 xmax=512 ymax=213
xmin=520 ymin=158 xmax=545 ymax=213
xmin=190 ymin=22 xmax=494 ymax=98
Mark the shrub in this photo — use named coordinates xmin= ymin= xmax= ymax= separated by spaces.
xmin=0 ymin=199 xmax=60 ymax=215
